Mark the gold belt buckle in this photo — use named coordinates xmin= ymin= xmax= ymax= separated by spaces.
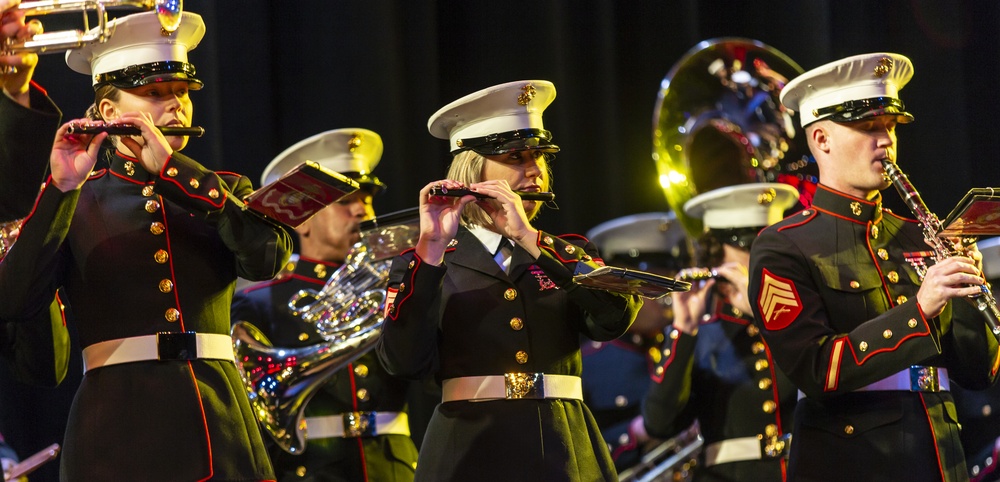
xmin=504 ymin=373 xmax=544 ymax=399
xmin=761 ymin=433 xmax=792 ymax=459
xmin=909 ymin=365 xmax=940 ymax=392
xmin=342 ymin=411 xmax=376 ymax=437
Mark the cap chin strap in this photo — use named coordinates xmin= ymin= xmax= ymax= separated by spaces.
xmin=95 ymin=61 xmax=202 ymax=90
xmin=454 ymin=128 xmax=559 ymax=156
xmin=812 ymin=96 xmax=913 ymax=123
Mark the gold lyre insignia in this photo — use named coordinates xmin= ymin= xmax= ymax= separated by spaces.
xmin=874 ymin=57 xmax=893 ymax=78
xmin=850 ymin=201 xmax=862 ymax=216
xmin=517 ymin=84 xmax=536 ymax=106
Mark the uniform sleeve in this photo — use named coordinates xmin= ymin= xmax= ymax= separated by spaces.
xmin=152 ymin=152 xmax=292 ymax=281
xmin=0 ymin=290 xmax=70 ymax=387
xmin=0 ymin=83 xmax=62 ymax=223
xmin=376 ymin=251 xmax=445 ymax=380
xmin=748 ymin=227 xmax=943 ymax=399
xmin=937 ymin=297 xmax=1000 ymax=390
xmin=642 ymin=328 xmax=698 ymax=439
xmin=534 ymin=231 xmax=641 ymax=341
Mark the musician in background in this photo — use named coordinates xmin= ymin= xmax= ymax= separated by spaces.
xmin=580 ymin=212 xmax=691 ymax=472
xmin=748 ymin=52 xmax=999 ymax=481
xmin=643 ymin=184 xmax=798 ymax=481
xmin=232 ymin=128 xmax=420 ymax=482
xmin=376 ymin=79 xmax=641 ymax=481
xmin=0 ymin=10 xmax=292 ymax=480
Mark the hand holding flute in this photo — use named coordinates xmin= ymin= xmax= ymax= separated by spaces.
xmin=428 ymin=185 xmax=555 ymax=202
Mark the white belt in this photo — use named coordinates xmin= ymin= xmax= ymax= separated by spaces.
xmin=441 ymin=373 xmax=583 ymax=402
xmin=703 ymin=434 xmax=792 ymax=466
xmin=82 ymin=332 xmax=235 ymax=373
xmin=305 ymin=412 xmax=409 ymax=438
xmin=856 ymin=366 xmax=950 ymax=392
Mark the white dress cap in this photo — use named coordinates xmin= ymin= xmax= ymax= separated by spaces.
xmin=65 ymin=10 xmax=205 ymax=87
xmin=684 ymin=183 xmax=799 ymax=230
xmin=780 ymin=52 xmax=913 ymax=127
xmin=427 ymin=80 xmax=558 ymax=154
xmin=261 ymin=128 xmax=384 ymax=189
xmin=587 ymin=212 xmax=686 ymax=260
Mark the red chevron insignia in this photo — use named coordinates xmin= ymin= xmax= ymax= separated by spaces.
xmin=758 ymin=268 xmax=802 ymax=330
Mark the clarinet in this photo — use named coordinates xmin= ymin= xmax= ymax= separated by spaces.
xmin=881 ymin=159 xmax=1000 ymax=337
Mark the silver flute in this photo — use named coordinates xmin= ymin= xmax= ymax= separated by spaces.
xmin=882 ymin=159 xmax=1000 ymax=337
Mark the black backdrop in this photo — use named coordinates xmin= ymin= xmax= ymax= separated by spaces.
xmin=5 ymin=1 xmax=1000 ymax=480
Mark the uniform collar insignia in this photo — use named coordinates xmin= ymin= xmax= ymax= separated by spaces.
xmin=812 ymin=185 xmax=883 ymax=225
xmin=110 ymin=151 xmax=153 ymax=183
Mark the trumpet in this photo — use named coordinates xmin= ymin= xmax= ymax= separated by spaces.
xmin=66 ymin=123 xmax=205 ymax=137
xmin=3 ymin=0 xmax=182 ymax=55
xmin=428 ymin=185 xmax=556 ymax=202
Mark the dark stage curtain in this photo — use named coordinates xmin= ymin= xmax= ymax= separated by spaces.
xmin=6 ymin=1 xmax=999 ymax=480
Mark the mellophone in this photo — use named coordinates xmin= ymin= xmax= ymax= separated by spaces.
xmin=429 ymin=185 xmax=556 ymax=202
xmin=66 ymin=124 xmax=206 ymax=137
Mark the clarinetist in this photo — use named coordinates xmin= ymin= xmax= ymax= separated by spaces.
xmin=748 ymin=52 xmax=999 ymax=482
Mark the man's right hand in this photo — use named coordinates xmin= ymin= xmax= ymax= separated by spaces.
xmin=1 ymin=0 xmax=42 ymax=108
xmin=916 ymin=256 xmax=985 ymax=319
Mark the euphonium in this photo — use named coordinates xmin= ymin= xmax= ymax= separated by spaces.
xmin=881 ymin=159 xmax=1000 ymax=338
xmin=232 ymin=208 xmax=420 ymax=454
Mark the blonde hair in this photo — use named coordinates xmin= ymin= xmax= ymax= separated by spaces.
xmin=445 ymin=150 xmax=552 ymax=228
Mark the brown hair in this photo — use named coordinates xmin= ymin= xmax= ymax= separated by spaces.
xmin=85 ymin=84 xmax=122 ymax=121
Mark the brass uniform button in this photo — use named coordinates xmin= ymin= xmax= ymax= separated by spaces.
xmin=896 ymin=295 xmax=908 ymax=304
xmin=983 ymin=405 xmax=993 ymax=417
xmin=189 ymin=178 xmax=200 ymax=189
xmin=356 ymin=388 xmax=369 ymax=402
xmin=765 ymin=424 xmax=778 ymax=437
xmin=762 ymin=400 xmax=776 ymax=413
xmin=849 ymin=280 xmax=860 ymax=289
xmin=655 ymin=366 xmax=664 ymax=376
xmin=564 ymin=245 xmax=576 ymax=255
xmin=515 ymin=350 xmax=528 ymax=364
xmin=398 ymin=283 xmax=405 ymax=291
xmin=752 ymin=342 xmax=766 ymax=354
xmin=166 ymin=167 xmax=178 ymax=177
xmin=883 ymin=329 xmax=893 ymax=339
xmin=877 ymin=248 xmax=889 ymax=260
xmin=662 ymin=348 xmax=671 ymax=358
xmin=354 ymin=364 xmax=369 ymax=377
xmin=543 ymin=236 xmax=553 ymax=245
xmin=871 ymin=225 xmax=879 ymax=239
xmin=746 ymin=324 xmax=759 ymax=337
xmin=296 ymin=466 xmax=307 ymax=477
xmin=618 ymin=433 xmax=630 ymax=445
xmin=298 ymin=332 xmax=309 ymax=341
xmin=759 ymin=378 xmax=772 ymax=390
xmin=755 ymin=359 xmax=769 ymax=371
xmin=669 ymin=330 xmax=680 ymax=340
xmin=165 ymin=308 xmax=180 ymax=322
xmin=208 ymin=188 xmax=220 ymax=199
xmin=908 ymin=318 xmax=918 ymax=328
xmin=614 ymin=395 xmax=628 ymax=407
xmin=158 ymin=279 xmax=173 ymax=293
xmin=504 ymin=288 xmax=517 ymax=301
xmin=141 ymin=185 xmax=154 ymax=197
xmin=154 ymin=249 xmax=168 ymax=264
xmin=150 ymin=222 xmax=165 ymax=235
xmin=844 ymin=425 xmax=854 ymax=435
xmin=887 ymin=271 xmax=899 ymax=283
xmin=859 ymin=341 xmax=869 ymax=351
xmin=145 ymin=200 xmax=161 ymax=213
xmin=285 ymin=261 xmax=296 ymax=272
xmin=509 ymin=317 xmax=524 ymax=330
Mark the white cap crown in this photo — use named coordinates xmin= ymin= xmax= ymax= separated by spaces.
xmin=262 ymin=128 xmax=383 ymax=187
xmin=684 ymin=183 xmax=799 ymax=230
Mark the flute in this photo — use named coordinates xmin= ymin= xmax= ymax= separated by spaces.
xmin=66 ymin=124 xmax=206 ymax=137
xmin=429 ymin=186 xmax=555 ymax=202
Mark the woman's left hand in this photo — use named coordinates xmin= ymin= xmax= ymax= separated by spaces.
xmin=470 ymin=180 xmax=538 ymax=246
xmin=113 ymin=111 xmax=173 ymax=174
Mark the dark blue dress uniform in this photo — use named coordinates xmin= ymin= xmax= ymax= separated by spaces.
xmin=232 ymin=255 xmax=419 ymax=482
xmin=644 ymin=297 xmax=796 ymax=481
xmin=376 ymin=226 xmax=641 ymax=482
xmin=0 ymin=149 xmax=292 ymax=481
xmin=748 ymin=184 xmax=1000 ymax=482
xmin=581 ymin=333 xmax=663 ymax=472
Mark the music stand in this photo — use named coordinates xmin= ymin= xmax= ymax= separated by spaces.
xmin=939 ymin=187 xmax=1000 ymax=238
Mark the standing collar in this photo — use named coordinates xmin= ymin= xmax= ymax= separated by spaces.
xmin=811 ymin=184 xmax=883 ymax=225
xmin=108 ymin=150 xmax=154 ymax=183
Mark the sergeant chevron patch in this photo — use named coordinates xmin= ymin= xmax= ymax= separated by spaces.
xmin=758 ymin=268 xmax=802 ymax=330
